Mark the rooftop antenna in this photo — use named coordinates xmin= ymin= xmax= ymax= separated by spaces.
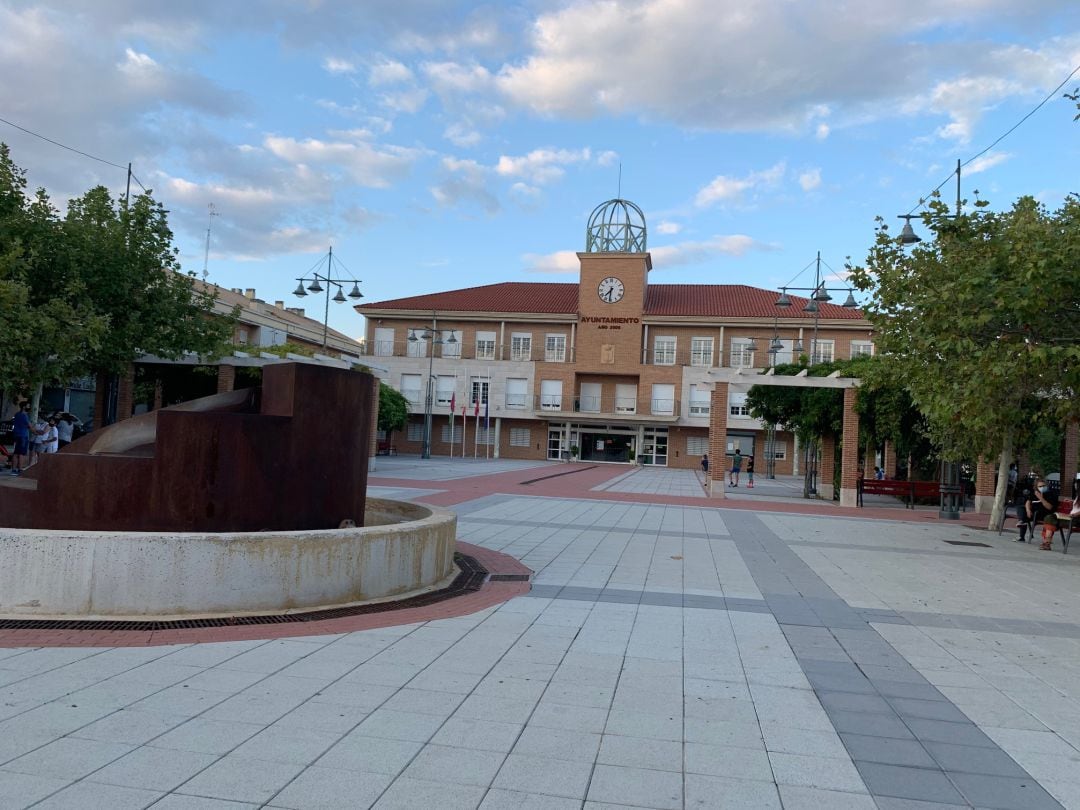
xmin=202 ymin=203 xmax=219 ymax=280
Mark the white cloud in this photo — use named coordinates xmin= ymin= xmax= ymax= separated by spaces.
xmin=443 ymin=123 xmax=483 ymax=147
xmin=263 ymin=135 xmax=423 ymax=188
xmin=656 ymin=221 xmax=682 ymax=235
xmin=816 ymin=123 xmax=830 ymax=140
xmin=798 ymin=168 xmax=822 ymax=191
xmin=422 ymin=61 xmax=494 ymax=95
xmin=523 ymin=249 xmax=579 ymax=273
xmin=430 ymin=157 xmax=499 ymax=213
xmin=323 ymin=56 xmax=357 ymax=75
xmin=369 ymin=58 xmax=413 ymax=85
xmin=695 ymin=162 xmax=786 ymax=207
xmin=966 ymin=151 xmax=1012 ymax=175
xmin=379 ymin=87 xmax=428 ymax=114
xmin=495 ymin=147 xmax=592 ymax=185
xmin=651 ymin=235 xmax=769 ymax=267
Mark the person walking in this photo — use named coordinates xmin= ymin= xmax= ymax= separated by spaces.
xmin=729 ymin=449 xmax=742 ymax=487
xmin=701 ymin=453 xmax=709 ymax=476
xmin=10 ymin=402 xmax=30 ymax=475
xmin=746 ymin=455 xmax=755 ymax=488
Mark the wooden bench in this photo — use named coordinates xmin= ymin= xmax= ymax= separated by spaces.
xmin=858 ymin=478 xmax=940 ymax=508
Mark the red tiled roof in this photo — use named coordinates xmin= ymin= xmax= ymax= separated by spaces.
xmin=358 ymin=281 xmax=864 ymax=320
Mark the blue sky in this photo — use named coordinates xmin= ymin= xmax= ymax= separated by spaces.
xmin=1 ymin=1 xmax=1078 ymax=340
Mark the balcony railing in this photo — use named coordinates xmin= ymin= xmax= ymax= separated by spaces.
xmin=363 ymin=340 xmax=576 ymax=362
xmin=533 ymin=395 xmax=679 ymax=417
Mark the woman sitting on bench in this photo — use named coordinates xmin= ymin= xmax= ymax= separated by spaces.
xmin=1020 ymin=478 xmax=1059 ymax=550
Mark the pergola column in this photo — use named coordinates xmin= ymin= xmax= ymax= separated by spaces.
xmin=883 ymin=441 xmax=897 ymax=479
xmin=974 ymin=457 xmax=998 ymax=514
xmin=216 ymin=364 xmax=236 ymax=393
xmin=839 ymin=387 xmax=860 ymax=507
xmin=369 ymin=376 xmax=381 ymax=471
xmin=819 ymin=434 xmax=836 ymax=500
xmin=707 ymin=382 xmax=728 ymax=498
xmin=1061 ymin=420 xmax=1079 ymax=499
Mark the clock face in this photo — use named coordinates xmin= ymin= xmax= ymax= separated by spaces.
xmin=598 ymin=277 xmax=625 ymax=304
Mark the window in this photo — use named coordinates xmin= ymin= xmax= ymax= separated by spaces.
xmin=810 ymin=339 xmax=835 ymax=364
xmin=729 ymin=392 xmax=750 ymax=417
xmin=401 ymin=374 xmax=421 ymax=407
xmin=690 ymin=337 xmax=713 ymax=367
xmin=686 ymin=436 xmax=708 ymax=456
xmin=768 ymin=338 xmax=795 ymax=366
xmin=440 ymin=425 xmax=462 ymax=443
xmin=470 ymin=377 xmax=490 ymax=406
xmin=615 ymin=384 xmax=637 ymax=413
xmin=772 ymin=442 xmax=787 ymax=460
xmin=510 ymin=332 xmax=532 ymax=361
xmin=441 ymin=330 xmax=462 ymax=358
xmin=510 ymin=427 xmax=530 ymax=447
xmin=579 ymin=382 xmax=601 ymax=413
xmin=545 ymin=334 xmax=567 ymax=362
xmin=689 ymin=385 xmax=711 ymax=416
xmin=475 ymin=426 xmax=495 ymax=445
xmin=850 ymin=340 xmax=874 ymax=358
xmin=540 ymin=380 xmax=563 ymax=410
xmin=730 ymin=338 xmax=755 ymax=368
xmin=407 ymin=422 xmax=424 ymax=441
xmin=653 ymin=336 xmax=676 ymax=365
xmin=651 ymin=383 xmax=675 ymax=415
xmin=373 ymin=327 xmax=394 ymax=357
xmin=476 ymin=331 xmax=496 ymax=360
xmin=505 ymin=378 xmax=527 ymax=409
xmin=435 ymin=376 xmax=455 ymax=407
xmin=406 ymin=330 xmax=428 ymax=358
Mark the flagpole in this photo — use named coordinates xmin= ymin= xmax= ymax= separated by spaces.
xmin=449 ymin=389 xmax=456 ymax=461
xmin=485 ymin=367 xmax=490 ymax=460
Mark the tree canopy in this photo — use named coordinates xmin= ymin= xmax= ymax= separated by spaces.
xmin=847 ymin=192 xmax=1080 ymax=526
xmin=0 ymin=144 xmax=234 ymax=404
xmin=378 ymin=382 xmax=409 ymax=434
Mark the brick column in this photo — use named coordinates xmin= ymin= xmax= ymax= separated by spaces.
xmin=217 ymin=365 xmax=236 ymax=393
xmin=707 ymin=382 xmax=728 ymax=498
xmin=819 ymin=434 xmax=836 ymax=500
xmin=94 ymin=372 xmax=108 ymax=426
xmin=839 ymin=387 xmax=860 ymax=507
xmin=116 ymin=365 xmax=136 ymax=422
xmin=1061 ymin=420 xmax=1079 ymax=499
xmin=883 ymin=441 xmax=896 ymax=479
xmin=974 ymin=457 xmax=998 ymax=514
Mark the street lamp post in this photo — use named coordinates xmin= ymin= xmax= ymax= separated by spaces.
xmin=772 ymin=252 xmax=859 ymax=497
xmin=408 ymin=313 xmax=457 ymax=460
xmin=896 ymin=161 xmax=964 ymax=520
xmin=292 ymin=246 xmax=364 ymax=349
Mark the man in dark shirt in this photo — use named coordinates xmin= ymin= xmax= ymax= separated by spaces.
xmin=11 ymin=402 xmax=30 ymax=475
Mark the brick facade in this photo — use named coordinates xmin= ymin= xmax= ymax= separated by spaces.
xmin=216 ymin=365 xmax=236 ymax=393
xmin=707 ymin=383 xmax=728 ymax=497
xmin=839 ymin=387 xmax=860 ymax=507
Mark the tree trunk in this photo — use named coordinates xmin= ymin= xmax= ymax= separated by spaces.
xmin=29 ymin=381 xmax=43 ymax=423
xmin=988 ymin=432 xmax=1013 ymax=531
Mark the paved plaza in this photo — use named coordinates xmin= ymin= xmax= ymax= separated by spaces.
xmin=2 ymin=459 xmax=1080 ymax=808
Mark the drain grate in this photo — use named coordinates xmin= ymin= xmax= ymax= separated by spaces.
xmin=944 ymin=540 xmax=992 ymax=547
xmin=0 ymin=553 xmax=488 ymax=632
xmin=488 ymin=574 xmax=531 ymax=582
xmin=520 ymin=465 xmax=599 ymax=485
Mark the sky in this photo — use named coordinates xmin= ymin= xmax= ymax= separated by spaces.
xmin=1 ymin=1 xmax=1078 ymax=341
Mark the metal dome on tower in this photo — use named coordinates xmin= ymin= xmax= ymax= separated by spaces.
xmin=585 ymin=198 xmax=647 ymax=253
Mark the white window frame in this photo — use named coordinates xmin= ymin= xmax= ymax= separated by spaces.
xmin=400 ymin=374 xmax=422 ymax=408
xmin=690 ymin=337 xmax=713 ymax=367
xmin=811 ymin=339 xmax=835 ymax=365
xmin=505 ymin=378 xmax=527 ymax=409
xmin=772 ymin=442 xmax=788 ymax=460
xmin=545 ymin=333 xmax=567 ymax=362
xmin=729 ymin=392 xmax=750 ymax=417
xmin=510 ymin=332 xmax=532 ymax=361
xmin=406 ymin=330 xmax=428 ymax=358
xmin=689 ymin=384 xmax=711 ymax=416
xmin=615 ymin=384 xmax=637 ymax=414
xmin=373 ymin=327 xmax=394 ymax=357
xmin=651 ymin=383 xmax=675 ymax=416
xmin=850 ymin=340 xmax=874 ymax=358
xmin=470 ymin=377 xmax=490 ymax=406
xmin=540 ymin=380 xmax=563 ymax=411
xmin=435 ymin=375 xmax=455 ymax=407
xmin=653 ymin=336 xmax=676 ymax=366
xmin=441 ymin=330 xmax=461 ymax=358
xmin=730 ymin=338 xmax=756 ymax=369
xmin=475 ymin=331 xmax=496 ymax=361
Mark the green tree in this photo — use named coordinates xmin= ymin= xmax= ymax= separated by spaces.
xmin=378 ymin=382 xmax=409 ymax=436
xmin=848 ymin=193 xmax=1080 ymax=529
xmin=0 ymin=144 xmax=234 ymax=417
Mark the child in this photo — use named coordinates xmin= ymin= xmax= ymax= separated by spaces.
xmin=746 ymin=455 xmax=755 ymax=488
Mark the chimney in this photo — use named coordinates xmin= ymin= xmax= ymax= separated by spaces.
xmin=286 ymin=307 xmax=305 ymax=317
xmin=274 ymin=300 xmax=285 ymax=309
xmin=244 ymin=288 xmax=256 ymax=299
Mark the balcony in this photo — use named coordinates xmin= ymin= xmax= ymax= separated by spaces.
xmin=533 ymin=395 xmax=678 ymax=419
xmin=363 ymin=341 xmax=576 ymax=362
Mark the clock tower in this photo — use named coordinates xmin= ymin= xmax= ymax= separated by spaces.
xmin=575 ymin=199 xmax=650 ymax=370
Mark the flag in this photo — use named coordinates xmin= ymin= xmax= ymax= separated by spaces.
xmin=484 ymin=398 xmax=489 ymax=427
xmin=474 ymin=399 xmax=480 ymax=417
xmin=450 ymin=392 xmax=456 ymax=413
